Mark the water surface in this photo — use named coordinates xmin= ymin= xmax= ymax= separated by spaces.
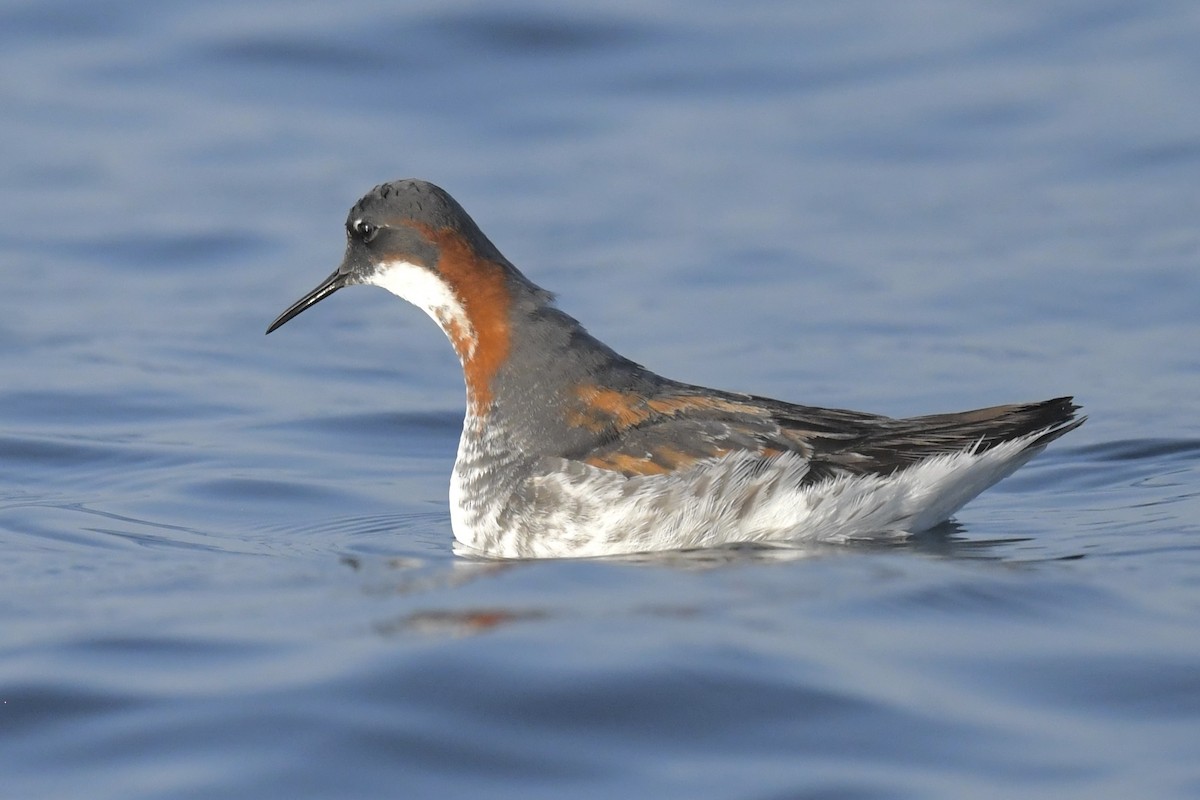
xmin=2 ymin=2 xmax=1199 ymax=798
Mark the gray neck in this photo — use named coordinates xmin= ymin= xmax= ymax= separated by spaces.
xmin=485 ymin=276 xmax=661 ymax=459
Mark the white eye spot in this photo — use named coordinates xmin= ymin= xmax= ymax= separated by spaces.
xmin=350 ymin=218 xmax=378 ymax=241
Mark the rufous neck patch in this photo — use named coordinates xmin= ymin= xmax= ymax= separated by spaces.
xmin=427 ymin=226 xmax=513 ymax=414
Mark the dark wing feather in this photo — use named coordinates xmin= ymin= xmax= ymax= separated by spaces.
xmin=799 ymin=396 xmax=1084 ymax=476
xmin=570 ymin=387 xmax=1082 ymax=481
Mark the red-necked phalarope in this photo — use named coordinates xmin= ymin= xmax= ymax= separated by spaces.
xmin=267 ymin=179 xmax=1083 ymax=559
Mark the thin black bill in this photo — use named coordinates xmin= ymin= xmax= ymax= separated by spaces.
xmin=265 ymin=269 xmax=348 ymax=334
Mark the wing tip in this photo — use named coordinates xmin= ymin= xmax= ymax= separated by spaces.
xmin=1026 ymin=396 xmax=1085 ymax=449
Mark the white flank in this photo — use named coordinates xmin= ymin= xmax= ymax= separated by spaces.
xmin=451 ymin=432 xmax=1054 ymax=559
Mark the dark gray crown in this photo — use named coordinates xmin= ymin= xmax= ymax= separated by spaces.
xmin=349 ymin=179 xmax=507 ymax=262
xmin=348 ymin=179 xmax=466 ymax=231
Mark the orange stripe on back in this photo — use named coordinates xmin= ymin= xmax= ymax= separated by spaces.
xmin=583 ymin=451 xmax=671 ymax=476
xmin=568 ymin=385 xmax=653 ymax=431
xmin=568 ymin=386 xmax=767 ymax=433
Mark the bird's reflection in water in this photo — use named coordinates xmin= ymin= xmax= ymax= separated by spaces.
xmin=356 ymin=520 xmax=1077 ymax=638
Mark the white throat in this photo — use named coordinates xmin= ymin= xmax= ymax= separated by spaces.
xmin=367 ymin=260 xmax=476 ymax=359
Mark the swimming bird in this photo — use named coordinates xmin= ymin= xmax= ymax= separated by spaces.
xmin=267 ymin=179 xmax=1083 ymax=559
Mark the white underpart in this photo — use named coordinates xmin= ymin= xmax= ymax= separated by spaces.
xmin=367 ymin=260 xmax=475 ymax=358
xmin=452 ymin=432 xmax=1051 ymax=559
xmin=366 ymin=260 xmax=484 ymax=543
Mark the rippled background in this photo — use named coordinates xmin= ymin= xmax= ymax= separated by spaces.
xmin=3 ymin=1 xmax=1199 ymax=797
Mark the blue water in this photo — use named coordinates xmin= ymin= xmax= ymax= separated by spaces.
xmin=3 ymin=1 xmax=1200 ymax=797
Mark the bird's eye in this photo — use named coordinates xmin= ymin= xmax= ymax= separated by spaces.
xmin=350 ymin=219 xmax=379 ymax=242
